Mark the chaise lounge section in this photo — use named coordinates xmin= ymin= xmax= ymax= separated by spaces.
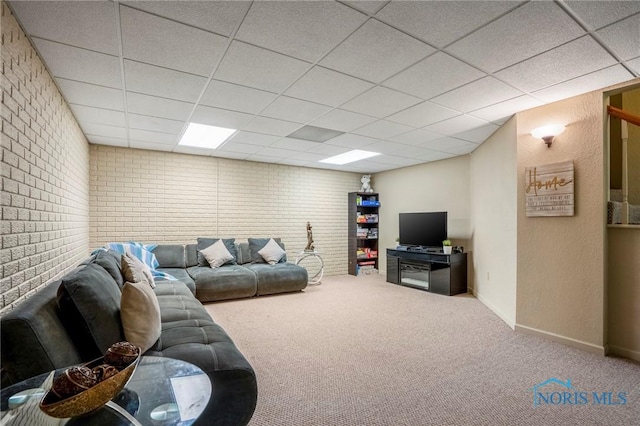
xmin=1 ymin=238 xmax=308 ymax=425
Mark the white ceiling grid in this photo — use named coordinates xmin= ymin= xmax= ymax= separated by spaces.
xmin=8 ymin=0 xmax=640 ymax=173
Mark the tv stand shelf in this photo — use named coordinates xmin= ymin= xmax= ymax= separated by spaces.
xmin=386 ymin=249 xmax=467 ymax=296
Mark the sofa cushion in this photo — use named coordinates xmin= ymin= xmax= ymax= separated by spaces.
xmin=245 ymin=263 xmax=308 ymax=296
xmin=156 ymin=268 xmax=196 ymax=295
xmin=201 ymin=239 xmax=235 ymax=268
xmin=57 ymin=263 xmax=124 ymax=359
xmin=121 ymin=281 xmax=161 ymax=352
xmin=185 ymin=244 xmax=198 ymax=267
xmin=188 ymin=265 xmax=257 ymax=302
xmin=151 ymin=245 xmax=186 ymax=268
xmin=121 ymin=251 xmax=155 ymax=288
xmin=197 ymin=238 xmax=237 ymax=267
xmin=248 ymin=238 xmax=286 ymax=264
xmin=91 ymin=250 xmax=124 ymax=289
xmin=258 ymin=238 xmax=287 ymax=264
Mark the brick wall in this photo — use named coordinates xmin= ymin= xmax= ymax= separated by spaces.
xmin=90 ymin=145 xmax=361 ymax=275
xmin=1 ymin=3 xmax=90 ymax=313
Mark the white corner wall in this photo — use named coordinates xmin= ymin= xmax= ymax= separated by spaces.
xmin=469 ymin=117 xmax=518 ymax=328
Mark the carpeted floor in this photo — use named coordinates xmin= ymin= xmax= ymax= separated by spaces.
xmin=205 ymin=274 xmax=640 ymax=426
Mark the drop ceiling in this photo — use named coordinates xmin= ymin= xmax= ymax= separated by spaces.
xmin=8 ymin=0 xmax=640 ymax=173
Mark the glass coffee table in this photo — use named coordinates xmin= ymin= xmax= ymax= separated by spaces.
xmin=0 ymin=356 xmax=211 ymax=426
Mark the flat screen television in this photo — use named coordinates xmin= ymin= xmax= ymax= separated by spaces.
xmin=399 ymin=212 xmax=447 ymax=248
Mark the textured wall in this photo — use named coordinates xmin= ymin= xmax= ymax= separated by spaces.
xmin=621 ymin=87 xmax=640 ymax=204
xmin=374 ymin=155 xmax=471 ymax=275
xmin=89 ymin=145 xmax=361 ymax=275
xmin=1 ymin=3 xmax=90 ymax=313
xmin=515 ymin=91 xmax=606 ymax=352
xmin=469 ymin=117 xmax=517 ymax=328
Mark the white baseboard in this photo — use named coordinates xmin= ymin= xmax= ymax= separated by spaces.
xmin=607 ymin=345 xmax=640 ymax=362
xmin=514 ymin=324 xmax=606 ymax=356
xmin=472 ymin=288 xmax=516 ymax=330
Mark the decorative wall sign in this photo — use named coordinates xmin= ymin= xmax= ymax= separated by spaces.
xmin=525 ymin=161 xmax=574 ymax=217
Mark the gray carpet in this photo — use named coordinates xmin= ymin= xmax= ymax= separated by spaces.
xmin=205 ymin=274 xmax=640 ymax=426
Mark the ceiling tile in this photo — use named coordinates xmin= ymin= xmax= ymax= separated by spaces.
xmin=124 ymin=60 xmax=207 ymax=103
xmin=309 ymin=109 xmax=376 ymax=133
xmin=210 ymin=150 xmax=250 ymax=160
xmin=343 ymin=1 xmax=388 ymax=15
xmin=386 ymin=101 xmax=461 ymax=128
xmin=127 ymin=93 xmax=194 ymax=121
xmin=361 ymin=140 xmax=415 ymax=155
xmin=252 ymin=146 xmax=298 ymax=159
xmin=383 ymin=52 xmax=485 ymax=100
xmin=430 ymin=77 xmax=524 ymax=113
xmin=69 ymin=104 xmax=126 ymax=127
xmin=82 ymin=123 xmax=127 ymax=139
xmin=496 ymin=36 xmax=618 ymax=93
xmin=129 ymin=140 xmax=174 ymax=152
xmin=627 ymin=57 xmax=640 ymax=74
xmin=446 ymin=1 xmax=585 ymax=72
xmin=215 ymin=41 xmax=311 ymax=93
xmin=129 ymin=129 xmax=177 ymax=145
xmin=86 ymin=135 xmax=128 ymax=147
xmin=468 ymin=95 xmax=544 ymax=123
xmin=227 ymin=131 xmax=281 ymax=147
xmin=10 ymin=0 xmax=118 ymax=54
xmin=174 ymin=145 xmax=225 ymax=156
xmin=326 ymin=133 xmax=380 ymax=149
xmin=260 ymin=97 xmax=332 ymax=124
xmin=235 ymin=1 xmax=367 ymax=62
xmin=122 ymin=1 xmax=251 ymax=37
xmin=341 ymin=86 xmax=422 ymax=118
xmin=120 ymin=6 xmax=228 ymax=76
xmin=597 ymin=14 xmax=640 ymax=61
xmin=270 ymin=138 xmax=321 ymax=152
xmin=200 ymin=80 xmax=277 ymax=115
xmin=306 ymin=143 xmax=351 ymax=156
xmin=218 ymin=142 xmax=264 ymax=155
xmin=32 ymin=39 xmax=121 ymax=88
xmin=320 ymin=19 xmax=434 ymax=83
xmin=565 ymin=1 xmax=640 ymax=30
xmin=451 ymin=124 xmax=500 ymax=143
xmin=375 ymin=0 xmax=521 ymax=48
xmin=420 ymin=136 xmax=473 ymax=152
xmin=423 ymin=115 xmax=490 ymax=135
xmin=191 ymin=105 xmax=254 ymax=129
xmin=415 ymin=150 xmax=457 ymax=162
xmin=532 ymin=65 xmax=634 ymax=103
xmin=352 ymin=120 xmax=413 ymax=139
xmin=285 ymin=67 xmax=374 ymax=107
xmin=388 ymin=129 xmax=443 ymax=146
xmin=128 ymin=114 xmax=185 ymax=135
xmin=242 ymin=116 xmax=302 ymax=136
xmin=56 ymin=79 xmax=124 ymax=110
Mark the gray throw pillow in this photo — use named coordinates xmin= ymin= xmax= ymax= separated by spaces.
xmin=121 ymin=280 xmax=161 ymax=353
xmin=197 ymin=238 xmax=237 ymax=266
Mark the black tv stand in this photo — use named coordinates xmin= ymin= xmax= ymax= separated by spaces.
xmin=386 ymin=249 xmax=467 ymax=296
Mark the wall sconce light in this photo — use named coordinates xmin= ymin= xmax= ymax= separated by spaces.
xmin=531 ymin=124 xmax=565 ymax=147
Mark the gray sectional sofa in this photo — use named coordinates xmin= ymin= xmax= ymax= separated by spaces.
xmin=1 ymin=238 xmax=308 ymax=425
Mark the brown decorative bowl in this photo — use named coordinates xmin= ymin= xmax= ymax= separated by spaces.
xmin=39 ymin=351 xmax=140 ymax=418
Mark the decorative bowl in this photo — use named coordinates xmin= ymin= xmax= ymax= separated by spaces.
xmin=39 ymin=351 xmax=140 ymax=418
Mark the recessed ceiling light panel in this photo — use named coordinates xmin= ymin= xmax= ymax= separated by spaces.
xmin=178 ymin=123 xmax=236 ymax=149
xmin=319 ymin=149 xmax=380 ymax=165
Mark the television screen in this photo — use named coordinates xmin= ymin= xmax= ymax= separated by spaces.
xmin=399 ymin=212 xmax=447 ymax=248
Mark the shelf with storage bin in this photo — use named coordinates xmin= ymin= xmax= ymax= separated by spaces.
xmin=348 ymin=192 xmax=380 ymax=276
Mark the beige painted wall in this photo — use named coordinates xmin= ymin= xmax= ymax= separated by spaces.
xmin=469 ymin=117 xmax=518 ymax=328
xmin=0 ymin=4 xmax=90 ymax=313
xmin=374 ymin=155 xmax=471 ymax=276
xmin=621 ymin=88 xmax=640 ymax=204
xmin=515 ymin=91 xmax=607 ymax=353
xmin=607 ymin=227 xmax=640 ymax=361
xmin=89 ymin=145 xmax=362 ymax=275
